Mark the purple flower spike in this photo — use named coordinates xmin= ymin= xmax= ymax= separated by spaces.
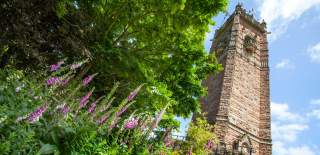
xmin=50 ymin=64 xmax=59 ymax=71
xmin=109 ymin=117 xmax=120 ymax=130
xmin=61 ymin=105 xmax=70 ymax=115
xmin=27 ymin=103 xmax=49 ymax=123
xmin=116 ymin=104 xmax=130 ymax=117
xmin=97 ymin=112 xmax=111 ymax=125
xmin=127 ymin=91 xmax=138 ymax=102
xmin=88 ymin=96 xmax=103 ymax=113
xmin=88 ymin=102 xmax=96 ymax=113
xmin=50 ymin=61 xmax=64 ymax=72
xmin=127 ymin=84 xmax=144 ymax=102
xmin=46 ymin=77 xmax=61 ymax=86
xmin=204 ymin=140 xmax=214 ymax=150
xmin=124 ymin=118 xmax=138 ymax=129
xmin=83 ymin=73 xmax=97 ymax=86
xmin=79 ymin=91 xmax=92 ymax=109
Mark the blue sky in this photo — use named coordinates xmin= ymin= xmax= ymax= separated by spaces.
xmin=177 ymin=1 xmax=320 ymax=154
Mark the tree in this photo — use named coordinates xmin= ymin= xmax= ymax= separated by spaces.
xmin=0 ymin=0 xmax=227 ymax=118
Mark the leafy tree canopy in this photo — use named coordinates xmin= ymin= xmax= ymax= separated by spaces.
xmin=0 ymin=0 xmax=227 ymax=118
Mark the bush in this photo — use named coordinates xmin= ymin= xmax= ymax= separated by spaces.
xmin=0 ymin=60 xmax=173 ymax=154
xmin=185 ymin=114 xmax=218 ymax=154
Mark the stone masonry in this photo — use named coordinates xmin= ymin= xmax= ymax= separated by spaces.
xmin=201 ymin=4 xmax=272 ymax=155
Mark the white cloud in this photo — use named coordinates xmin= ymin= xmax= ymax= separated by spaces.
xmin=310 ymin=98 xmax=320 ymax=105
xmin=272 ymin=122 xmax=308 ymax=142
xmin=307 ymin=109 xmax=320 ymax=119
xmin=271 ymin=102 xmax=302 ymax=121
xmin=275 ymin=59 xmax=295 ymax=69
xmin=308 ymin=99 xmax=320 ymax=119
xmin=258 ymin=0 xmax=320 ymax=40
xmin=271 ymin=102 xmax=308 ymax=142
xmin=307 ymin=42 xmax=320 ymax=63
xmin=273 ymin=141 xmax=316 ymax=155
xmin=271 ymin=102 xmax=313 ymax=154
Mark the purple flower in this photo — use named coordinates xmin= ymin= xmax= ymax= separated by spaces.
xmin=127 ymin=91 xmax=137 ymax=102
xmin=88 ymin=96 xmax=103 ymax=113
xmin=61 ymin=105 xmax=70 ymax=115
xmin=124 ymin=118 xmax=138 ymax=129
xmin=79 ymin=91 xmax=92 ymax=109
xmin=27 ymin=103 xmax=49 ymax=123
xmin=50 ymin=61 xmax=64 ymax=72
xmin=82 ymin=73 xmax=97 ymax=86
xmin=150 ymin=107 xmax=167 ymax=131
xmin=50 ymin=64 xmax=59 ymax=71
xmin=109 ymin=117 xmax=120 ymax=131
xmin=61 ymin=78 xmax=70 ymax=86
xmin=97 ymin=112 xmax=111 ymax=125
xmin=165 ymin=141 xmax=171 ymax=147
xmin=127 ymin=84 xmax=144 ymax=102
xmin=55 ymin=104 xmax=69 ymax=116
xmin=88 ymin=102 xmax=96 ymax=113
xmin=204 ymin=140 xmax=214 ymax=150
xmin=116 ymin=104 xmax=130 ymax=117
xmin=46 ymin=77 xmax=61 ymax=86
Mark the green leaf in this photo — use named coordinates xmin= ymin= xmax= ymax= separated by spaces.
xmin=38 ymin=144 xmax=58 ymax=154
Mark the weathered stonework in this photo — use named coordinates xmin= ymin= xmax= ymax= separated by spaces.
xmin=202 ymin=4 xmax=272 ymax=155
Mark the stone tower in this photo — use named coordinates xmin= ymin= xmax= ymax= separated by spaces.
xmin=202 ymin=4 xmax=272 ymax=155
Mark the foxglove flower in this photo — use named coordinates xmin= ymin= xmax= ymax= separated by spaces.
xmin=127 ymin=84 xmax=144 ymax=102
xmin=83 ymin=73 xmax=97 ymax=86
xmin=88 ymin=96 xmax=103 ymax=113
xmin=27 ymin=103 xmax=49 ymax=123
xmin=46 ymin=77 xmax=61 ymax=86
xmin=50 ymin=64 xmax=59 ymax=71
xmin=61 ymin=78 xmax=70 ymax=86
xmin=204 ymin=140 xmax=214 ymax=150
xmin=116 ymin=104 xmax=130 ymax=116
xmin=50 ymin=61 xmax=64 ymax=72
xmin=79 ymin=91 xmax=92 ymax=109
xmin=127 ymin=91 xmax=138 ymax=102
xmin=150 ymin=107 xmax=167 ymax=131
xmin=109 ymin=117 xmax=120 ymax=131
xmin=88 ymin=102 xmax=96 ymax=113
xmin=97 ymin=112 xmax=111 ymax=125
xmin=165 ymin=141 xmax=171 ymax=148
xmin=70 ymin=60 xmax=87 ymax=70
xmin=61 ymin=105 xmax=70 ymax=115
xmin=124 ymin=118 xmax=138 ymax=129
xmin=165 ymin=139 xmax=172 ymax=147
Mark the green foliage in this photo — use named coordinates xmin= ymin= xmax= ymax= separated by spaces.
xmin=0 ymin=62 xmax=173 ymax=154
xmin=185 ymin=114 xmax=217 ymax=154
xmin=0 ymin=0 xmax=227 ymax=118
xmin=0 ymin=0 xmax=228 ymax=154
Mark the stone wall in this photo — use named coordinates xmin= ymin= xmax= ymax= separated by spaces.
xmin=202 ymin=4 xmax=272 ymax=155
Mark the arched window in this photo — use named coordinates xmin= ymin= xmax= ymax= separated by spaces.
xmin=243 ymin=35 xmax=256 ymax=57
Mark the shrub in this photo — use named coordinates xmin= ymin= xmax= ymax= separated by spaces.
xmin=0 ymin=60 xmax=172 ymax=154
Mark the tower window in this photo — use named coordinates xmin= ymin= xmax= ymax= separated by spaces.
xmin=243 ymin=35 xmax=256 ymax=56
